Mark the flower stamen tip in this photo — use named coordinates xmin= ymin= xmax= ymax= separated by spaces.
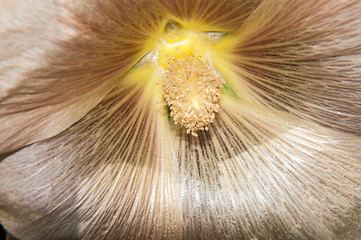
xmin=163 ymin=52 xmax=223 ymax=136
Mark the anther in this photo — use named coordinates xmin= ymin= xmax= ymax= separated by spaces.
xmin=162 ymin=52 xmax=223 ymax=136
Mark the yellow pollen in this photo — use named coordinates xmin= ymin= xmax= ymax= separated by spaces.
xmin=162 ymin=52 xmax=223 ymax=136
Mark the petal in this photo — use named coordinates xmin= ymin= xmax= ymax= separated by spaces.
xmin=1 ymin=1 xmax=360 ymax=239
xmin=0 ymin=0 xmax=166 ymax=153
xmin=3 ymin=84 xmax=359 ymax=239
xmin=0 ymin=77 xmax=183 ymax=239
xmin=232 ymin=0 xmax=361 ymax=134
xmin=175 ymin=96 xmax=361 ymax=239
xmin=157 ymin=0 xmax=263 ymax=31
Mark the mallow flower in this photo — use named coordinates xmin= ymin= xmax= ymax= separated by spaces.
xmin=0 ymin=0 xmax=360 ymax=239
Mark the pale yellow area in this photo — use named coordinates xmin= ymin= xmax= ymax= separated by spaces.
xmin=134 ymin=20 xmax=241 ymax=94
xmin=125 ymin=19 xmax=252 ymax=134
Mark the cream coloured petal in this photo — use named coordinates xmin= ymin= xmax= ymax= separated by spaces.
xmin=2 ymin=94 xmax=360 ymax=240
xmin=2 ymin=89 xmax=359 ymax=239
xmin=0 ymin=78 xmax=183 ymax=239
xmin=0 ymin=0 xmax=167 ymax=153
xmin=174 ymin=96 xmax=361 ymax=239
xmin=232 ymin=0 xmax=361 ymax=134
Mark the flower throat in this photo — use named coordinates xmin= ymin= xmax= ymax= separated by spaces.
xmin=133 ymin=25 xmax=235 ymax=136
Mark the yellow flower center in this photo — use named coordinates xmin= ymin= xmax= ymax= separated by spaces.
xmin=131 ymin=21 xmax=240 ymax=136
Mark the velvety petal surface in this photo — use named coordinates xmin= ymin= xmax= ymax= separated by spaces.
xmin=157 ymin=0 xmax=262 ymax=31
xmin=176 ymin=96 xmax=361 ymax=239
xmin=0 ymin=75 xmax=183 ymax=240
xmin=1 ymin=87 xmax=360 ymax=240
xmin=232 ymin=0 xmax=361 ymax=134
xmin=0 ymin=0 xmax=166 ymax=153
xmin=1 ymin=0 xmax=361 ymax=239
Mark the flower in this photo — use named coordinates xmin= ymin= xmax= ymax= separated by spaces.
xmin=0 ymin=0 xmax=360 ymax=239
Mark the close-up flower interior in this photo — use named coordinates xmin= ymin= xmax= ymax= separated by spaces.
xmin=0 ymin=0 xmax=360 ymax=239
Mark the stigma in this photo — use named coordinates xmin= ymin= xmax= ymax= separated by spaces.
xmin=162 ymin=51 xmax=223 ymax=136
